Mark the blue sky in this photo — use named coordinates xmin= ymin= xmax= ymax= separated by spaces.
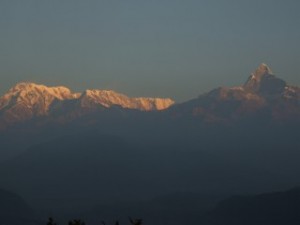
xmin=0 ymin=0 xmax=299 ymax=102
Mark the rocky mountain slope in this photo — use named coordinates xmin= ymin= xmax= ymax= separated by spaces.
xmin=169 ymin=63 xmax=300 ymax=122
xmin=0 ymin=83 xmax=174 ymax=129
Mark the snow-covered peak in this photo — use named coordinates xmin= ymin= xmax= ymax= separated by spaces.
xmin=83 ymin=89 xmax=124 ymax=98
xmin=0 ymin=82 xmax=80 ymax=120
xmin=243 ymin=63 xmax=282 ymax=93
xmin=0 ymin=82 xmax=174 ymax=122
xmin=255 ymin=63 xmax=273 ymax=76
xmin=246 ymin=63 xmax=273 ymax=83
xmin=7 ymin=82 xmax=79 ymax=100
xmin=81 ymin=89 xmax=132 ymax=108
xmin=80 ymin=89 xmax=174 ymax=110
xmin=133 ymin=97 xmax=175 ymax=111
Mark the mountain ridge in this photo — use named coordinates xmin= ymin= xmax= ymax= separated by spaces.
xmin=0 ymin=82 xmax=175 ymax=128
xmin=168 ymin=63 xmax=299 ymax=122
xmin=0 ymin=63 xmax=299 ymax=129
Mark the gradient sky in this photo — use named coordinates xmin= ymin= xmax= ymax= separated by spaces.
xmin=0 ymin=0 xmax=299 ymax=102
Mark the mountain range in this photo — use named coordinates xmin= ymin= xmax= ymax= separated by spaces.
xmin=0 ymin=63 xmax=299 ymax=131
xmin=0 ymin=82 xmax=174 ymax=129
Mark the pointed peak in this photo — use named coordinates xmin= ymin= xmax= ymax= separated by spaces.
xmin=243 ymin=63 xmax=288 ymax=94
xmin=256 ymin=63 xmax=273 ymax=76
xmin=244 ymin=63 xmax=274 ymax=91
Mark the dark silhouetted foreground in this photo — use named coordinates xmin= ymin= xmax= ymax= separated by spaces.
xmin=47 ymin=217 xmax=142 ymax=225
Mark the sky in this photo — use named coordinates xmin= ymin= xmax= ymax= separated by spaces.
xmin=0 ymin=0 xmax=299 ymax=102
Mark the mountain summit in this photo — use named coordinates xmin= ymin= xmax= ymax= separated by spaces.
xmin=244 ymin=63 xmax=286 ymax=95
xmin=244 ymin=63 xmax=273 ymax=90
xmin=0 ymin=82 xmax=80 ymax=123
xmin=251 ymin=63 xmax=273 ymax=77
xmin=169 ymin=63 xmax=299 ymax=122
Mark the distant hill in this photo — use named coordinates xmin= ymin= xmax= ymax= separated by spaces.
xmin=202 ymin=187 xmax=300 ymax=225
xmin=82 ymin=192 xmax=222 ymax=225
xmin=0 ymin=130 xmax=281 ymax=212
xmin=0 ymin=188 xmax=36 ymax=225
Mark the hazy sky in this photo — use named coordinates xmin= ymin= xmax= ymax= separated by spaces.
xmin=0 ymin=0 xmax=299 ymax=102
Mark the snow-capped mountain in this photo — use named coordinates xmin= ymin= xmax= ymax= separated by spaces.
xmin=0 ymin=83 xmax=80 ymax=123
xmin=79 ymin=89 xmax=174 ymax=111
xmin=244 ymin=63 xmax=289 ymax=96
xmin=0 ymin=83 xmax=174 ymax=128
xmin=169 ymin=63 xmax=300 ymax=122
xmin=0 ymin=63 xmax=299 ymax=130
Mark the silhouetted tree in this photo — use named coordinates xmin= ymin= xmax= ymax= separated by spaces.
xmin=47 ymin=217 xmax=57 ymax=225
xmin=101 ymin=220 xmax=120 ymax=225
xmin=68 ymin=219 xmax=85 ymax=225
xmin=46 ymin=217 xmax=142 ymax=225
xmin=101 ymin=218 xmax=141 ymax=225
xmin=129 ymin=217 xmax=143 ymax=225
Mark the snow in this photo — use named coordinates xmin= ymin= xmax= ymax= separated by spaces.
xmin=0 ymin=82 xmax=175 ymax=120
xmin=82 ymin=89 xmax=174 ymax=110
